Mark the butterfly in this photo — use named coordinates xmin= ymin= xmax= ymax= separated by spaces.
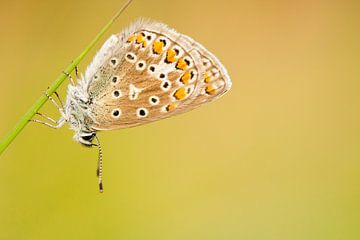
xmin=33 ymin=19 xmax=232 ymax=192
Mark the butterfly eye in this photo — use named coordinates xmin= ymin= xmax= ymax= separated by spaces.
xmin=81 ymin=133 xmax=95 ymax=142
xmin=82 ymin=136 xmax=91 ymax=142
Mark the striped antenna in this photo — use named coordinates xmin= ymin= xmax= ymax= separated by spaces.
xmin=95 ymin=136 xmax=104 ymax=193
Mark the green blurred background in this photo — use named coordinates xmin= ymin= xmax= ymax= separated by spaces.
xmin=0 ymin=0 xmax=359 ymax=239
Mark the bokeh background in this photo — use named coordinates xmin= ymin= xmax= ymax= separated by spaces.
xmin=0 ymin=0 xmax=359 ymax=239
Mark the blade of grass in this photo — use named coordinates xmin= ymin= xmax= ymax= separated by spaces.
xmin=0 ymin=0 xmax=133 ymax=155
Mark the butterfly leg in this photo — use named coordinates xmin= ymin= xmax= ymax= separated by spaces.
xmin=35 ymin=112 xmax=57 ymax=124
xmin=30 ymin=118 xmax=65 ymax=129
xmin=75 ymin=66 xmax=85 ymax=83
xmin=30 ymin=111 xmax=66 ymax=129
xmin=44 ymin=91 xmax=66 ymax=118
xmin=30 ymin=88 xmax=67 ymax=128
xmin=75 ymin=66 xmax=80 ymax=80
xmin=62 ymin=70 xmax=76 ymax=86
xmin=53 ymin=91 xmax=64 ymax=110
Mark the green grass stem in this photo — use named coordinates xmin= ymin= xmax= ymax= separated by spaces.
xmin=0 ymin=0 xmax=133 ymax=155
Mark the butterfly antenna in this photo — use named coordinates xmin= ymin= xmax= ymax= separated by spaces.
xmin=95 ymin=136 xmax=104 ymax=193
xmin=111 ymin=0 xmax=133 ymax=24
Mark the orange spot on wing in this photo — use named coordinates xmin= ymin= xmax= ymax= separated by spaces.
xmin=166 ymin=103 xmax=176 ymax=112
xmin=173 ymin=87 xmax=187 ymax=100
xmin=180 ymin=72 xmax=191 ymax=84
xmin=166 ymin=49 xmax=176 ymax=63
xmin=205 ymin=85 xmax=216 ymax=95
xmin=142 ymin=41 xmax=147 ymax=48
xmin=153 ymin=41 xmax=164 ymax=54
xmin=136 ymin=34 xmax=144 ymax=44
xmin=176 ymin=58 xmax=188 ymax=70
xmin=127 ymin=35 xmax=135 ymax=43
xmin=204 ymin=72 xmax=211 ymax=83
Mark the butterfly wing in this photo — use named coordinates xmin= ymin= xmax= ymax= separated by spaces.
xmin=84 ymin=19 xmax=232 ymax=131
xmin=167 ymin=32 xmax=232 ymax=116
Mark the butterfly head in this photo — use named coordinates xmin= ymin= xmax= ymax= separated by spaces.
xmin=65 ymin=85 xmax=97 ymax=147
xmin=67 ymin=112 xmax=96 ymax=146
xmin=77 ymin=131 xmax=97 ymax=147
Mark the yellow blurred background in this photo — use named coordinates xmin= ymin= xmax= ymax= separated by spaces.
xmin=0 ymin=0 xmax=359 ymax=239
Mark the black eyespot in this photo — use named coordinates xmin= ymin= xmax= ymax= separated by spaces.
xmin=160 ymin=39 xmax=167 ymax=47
xmin=149 ymin=96 xmax=159 ymax=105
xmin=138 ymin=62 xmax=144 ymax=68
xmin=94 ymin=75 xmax=98 ymax=79
xmin=137 ymin=108 xmax=148 ymax=118
xmin=112 ymin=76 xmax=118 ymax=83
xmin=174 ymin=48 xmax=180 ymax=55
xmin=190 ymin=71 xmax=195 ymax=79
xmin=184 ymin=58 xmax=191 ymax=66
xmin=126 ymin=54 xmax=135 ymax=60
xmin=139 ymin=109 xmax=146 ymax=116
xmin=159 ymin=73 xmax=165 ymax=79
xmin=110 ymin=58 xmax=117 ymax=65
xmin=141 ymin=32 xmax=145 ymax=36
xmin=147 ymin=35 xmax=151 ymax=41
xmin=149 ymin=66 xmax=155 ymax=72
xmin=163 ymin=82 xmax=169 ymax=88
xmin=113 ymin=90 xmax=120 ymax=97
xmin=113 ymin=110 xmax=120 ymax=116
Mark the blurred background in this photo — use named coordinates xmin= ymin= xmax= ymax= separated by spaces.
xmin=0 ymin=0 xmax=359 ymax=239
